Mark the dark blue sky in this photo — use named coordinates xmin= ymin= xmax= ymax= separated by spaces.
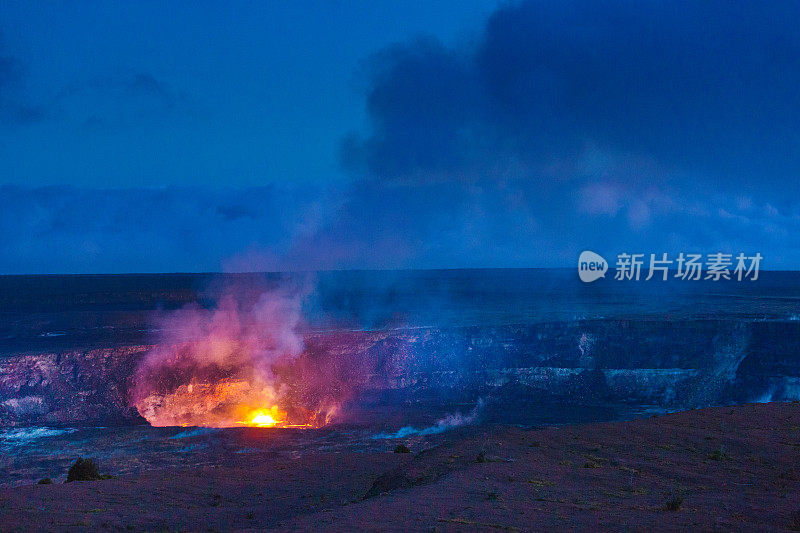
xmin=2 ymin=1 xmax=799 ymax=273
xmin=0 ymin=1 xmax=498 ymax=187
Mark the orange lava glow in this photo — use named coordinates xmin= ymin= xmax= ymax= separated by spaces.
xmin=132 ymin=288 xmax=345 ymax=430
xmin=249 ymin=409 xmax=283 ymax=427
xmin=136 ymin=378 xmax=335 ymax=429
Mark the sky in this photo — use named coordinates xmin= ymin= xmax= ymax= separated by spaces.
xmin=1 ymin=1 xmax=799 ymax=273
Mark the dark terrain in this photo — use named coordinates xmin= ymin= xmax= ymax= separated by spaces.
xmin=1 ymin=402 xmax=798 ymax=531
xmin=1 ymin=271 xmax=799 ymax=530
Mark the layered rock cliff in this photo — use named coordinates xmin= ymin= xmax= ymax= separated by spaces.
xmin=2 ymin=318 xmax=798 ymax=427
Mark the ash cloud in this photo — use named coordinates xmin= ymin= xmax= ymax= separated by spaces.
xmin=344 ymin=0 xmax=800 ymax=190
xmin=328 ymin=0 xmax=800 ymax=267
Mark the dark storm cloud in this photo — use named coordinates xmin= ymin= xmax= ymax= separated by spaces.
xmin=340 ymin=37 xmax=482 ymax=181
xmin=344 ymin=0 xmax=800 ymax=190
xmin=324 ymin=0 xmax=800 ymax=269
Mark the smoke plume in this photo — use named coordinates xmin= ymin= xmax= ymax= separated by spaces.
xmin=132 ymin=280 xmax=344 ymax=428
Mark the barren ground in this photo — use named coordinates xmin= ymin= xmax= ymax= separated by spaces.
xmin=1 ymin=402 xmax=799 ymax=531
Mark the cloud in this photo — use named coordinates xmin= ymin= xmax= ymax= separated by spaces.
xmin=326 ymin=0 xmax=800 ymax=268
xmin=341 ymin=37 xmax=483 ymax=182
xmin=3 ymin=3 xmax=800 ymax=272
xmin=0 ymin=40 xmax=180 ymax=130
xmin=344 ymin=1 xmax=800 ymax=191
xmin=0 ymin=45 xmax=44 ymax=125
xmin=0 ymin=185 xmax=332 ymax=274
xmin=53 ymin=72 xmax=183 ymax=130
xmin=2 ymin=174 xmax=800 ymax=274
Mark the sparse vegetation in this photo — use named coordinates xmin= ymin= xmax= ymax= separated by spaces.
xmin=707 ymin=448 xmax=730 ymax=461
xmin=526 ymin=478 xmax=555 ymax=487
xmin=788 ymin=509 xmax=800 ymax=531
xmin=475 ymin=451 xmax=487 ymax=463
xmin=663 ymin=495 xmax=684 ymax=511
xmin=37 ymin=478 xmax=53 ymax=485
xmin=66 ymin=458 xmax=112 ymax=482
xmin=393 ymin=444 xmax=410 ymax=453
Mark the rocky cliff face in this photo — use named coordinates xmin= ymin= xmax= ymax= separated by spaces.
xmin=1 ymin=319 xmax=798 ymax=427
xmin=0 ymin=346 xmax=149 ymax=426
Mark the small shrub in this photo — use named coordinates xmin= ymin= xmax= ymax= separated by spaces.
xmin=707 ymin=448 xmax=730 ymax=461
xmin=393 ymin=444 xmax=410 ymax=453
xmin=788 ymin=509 xmax=800 ymax=531
xmin=475 ymin=451 xmax=487 ymax=463
xmin=663 ymin=495 xmax=684 ymax=511
xmin=37 ymin=478 xmax=53 ymax=485
xmin=66 ymin=458 xmax=101 ymax=482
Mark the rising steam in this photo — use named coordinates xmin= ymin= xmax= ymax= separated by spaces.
xmin=132 ymin=282 xmax=341 ymax=428
xmin=372 ymin=399 xmax=485 ymax=439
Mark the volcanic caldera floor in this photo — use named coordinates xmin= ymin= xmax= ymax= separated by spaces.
xmin=1 ymin=402 xmax=799 ymax=531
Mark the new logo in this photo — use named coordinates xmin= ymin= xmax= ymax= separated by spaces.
xmin=578 ymin=251 xmax=608 ymax=282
